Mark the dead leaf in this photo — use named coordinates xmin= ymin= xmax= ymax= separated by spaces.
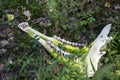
xmin=115 ymin=4 xmax=120 ymax=9
xmin=104 ymin=2 xmax=110 ymax=8
xmin=49 ymin=8 xmax=54 ymax=12
xmin=6 ymin=14 xmax=14 ymax=21
xmin=23 ymin=10 xmax=31 ymax=20
xmin=32 ymin=17 xmax=51 ymax=27
xmin=0 ymin=48 xmax=7 ymax=54
xmin=0 ymin=64 xmax=6 ymax=72
xmin=0 ymin=33 xmax=5 ymax=38
xmin=0 ymin=40 xmax=9 ymax=47
xmin=9 ymin=59 xmax=13 ymax=64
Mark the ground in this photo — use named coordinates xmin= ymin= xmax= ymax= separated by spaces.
xmin=0 ymin=0 xmax=120 ymax=80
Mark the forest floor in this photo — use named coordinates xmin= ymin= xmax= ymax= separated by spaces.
xmin=0 ymin=0 xmax=120 ymax=80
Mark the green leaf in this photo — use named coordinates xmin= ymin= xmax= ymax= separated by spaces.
xmin=92 ymin=63 xmax=114 ymax=80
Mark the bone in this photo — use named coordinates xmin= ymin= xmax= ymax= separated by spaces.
xmin=47 ymin=41 xmax=72 ymax=56
xmin=86 ymin=24 xmax=112 ymax=77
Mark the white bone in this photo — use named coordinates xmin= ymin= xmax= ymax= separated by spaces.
xmin=86 ymin=24 xmax=112 ymax=77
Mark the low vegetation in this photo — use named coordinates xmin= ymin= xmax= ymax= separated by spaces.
xmin=0 ymin=0 xmax=120 ymax=80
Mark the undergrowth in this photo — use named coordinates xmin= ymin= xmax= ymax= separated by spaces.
xmin=0 ymin=0 xmax=120 ymax=80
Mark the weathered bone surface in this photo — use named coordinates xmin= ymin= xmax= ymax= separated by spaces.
xmin=86 ymin=24 xmax=112 ymax=77
xmin=18 ymin=22 xmax=56 ymax=42
xmin=18 ymin=22 xmax=112 ymax=78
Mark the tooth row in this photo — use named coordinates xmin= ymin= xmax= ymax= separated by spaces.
xmin=47 ymin=41 xmax=72 ymax=56
xmin=18 ymin=22 xmax=29 ymax=29
xmin=53 ymin=35 xmax=85 ymax=47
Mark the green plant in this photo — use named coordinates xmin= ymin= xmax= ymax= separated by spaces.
xmin=0 ymin=0 xmax=120 ymax=80
xmin=91 ymin=32 xmax=120 ymax=80
xmin=43 ymin=0 xmax=95 ymax=40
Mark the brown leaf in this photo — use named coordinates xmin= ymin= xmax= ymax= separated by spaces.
xmin=0 ymin=40 xmax=9 ymax=47
xmin=32 ymin=17 xmax=51 ymax=27
xmin=115 ymin=4 xmax=120 ymax=9
xmin=0 ymin=48 xmax=7 ymax=54
xmin=0 ymin=64 xmax=6 ymax=72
